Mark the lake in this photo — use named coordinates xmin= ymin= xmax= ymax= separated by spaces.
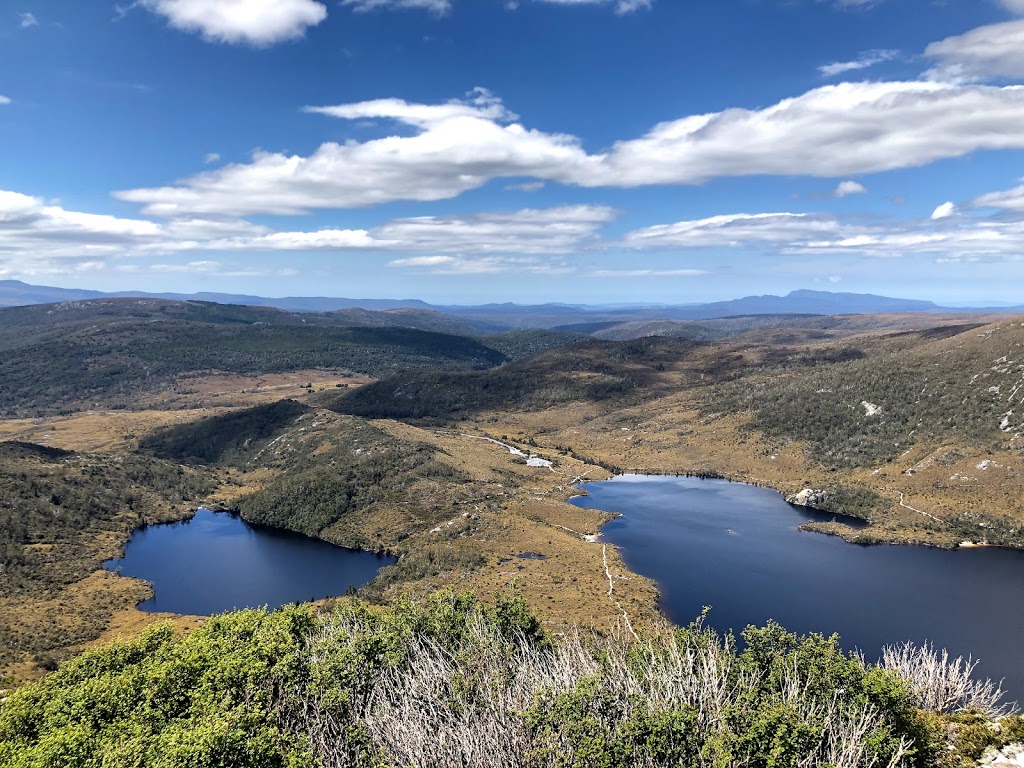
xmin=570 ymin=474 xmax=1024 ymax=700
xmin=105 ymin=508 xmax=396 ymax=615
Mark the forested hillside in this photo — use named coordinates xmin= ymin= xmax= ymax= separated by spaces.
xmin=0 ymin=299 xmax=507 ymax=416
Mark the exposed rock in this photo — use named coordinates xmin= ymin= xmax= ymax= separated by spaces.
xmin=861 ymin=401 xmax=883 ymax=417
xmin=978 ymin=742 xmax=1024 ymax=767
xmin=787 ymin=488 xmax=831 ymax=508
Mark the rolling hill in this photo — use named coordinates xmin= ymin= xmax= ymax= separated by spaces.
xmin=0 ymin=299 xmax=507 ymax=417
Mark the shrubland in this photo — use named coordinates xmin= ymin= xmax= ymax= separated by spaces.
xmin=0 ymin=592 xmax=1018 ymax=768
xmin=0 ymin=301 xmax=506 ymax=417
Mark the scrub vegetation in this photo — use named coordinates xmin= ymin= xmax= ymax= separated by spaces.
xmin=0 ymin=592 xmax=1018 ymax=768
xmin=0 ymin=300 xmax=506 ymax=417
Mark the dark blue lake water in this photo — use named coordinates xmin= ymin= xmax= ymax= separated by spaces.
xmin=570 ymin=474 xmax=1024 ymax=700
xmin=104 ymin=509 xmax=395 ymax=615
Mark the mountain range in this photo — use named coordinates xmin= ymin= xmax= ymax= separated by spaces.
xmin=1 ymin=280 xmax=1021 ymax=328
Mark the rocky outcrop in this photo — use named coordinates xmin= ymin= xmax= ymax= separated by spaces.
xmin=786 ymin=488 xmax=832 ymax=508
xmin=979 ymin=742 xmax=1024 ymax=767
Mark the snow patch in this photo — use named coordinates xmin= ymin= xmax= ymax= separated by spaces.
xmin=861 ymin=401 xmax=883 ymax=417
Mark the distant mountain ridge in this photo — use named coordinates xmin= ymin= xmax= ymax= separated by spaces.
xmin=1 ymin=280 xmax=1020 ymax=327
xmin=0 ymin=280 xmax=431 ymax=313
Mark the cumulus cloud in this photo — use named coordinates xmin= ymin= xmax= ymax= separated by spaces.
xmin=833 ymin=180 xmax=867 ymax=198
xmin=139 ymin=0 xmax=327 ymax=45
xmin=925 ymin=20 xmax=1024 ymax=82
xmin=117 ymin=89 xmax=590 ymax=216
xmin=0 ymin=96 xmax=11 ymax=105
xmin=581 ymin=81 xmax=1024 ymax=187
xmin=819 ymin=49 xmax=899 ymax=78
xmin=931 ymin=202 xmax=957 ymax=219
xmin=0 ymin=190 xmax=161 ymax=245
xmin=117 ymin=82 xmax=1024 ymax=217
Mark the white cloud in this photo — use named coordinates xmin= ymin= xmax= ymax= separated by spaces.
xmin=19 ymin=12 xmax=39 ymax=28
xmin=340 ymin=0 xmax=451 ymax=12
xmin=581 ymin=81 xmax=1024 ymax=187
xmin=973 ymin=179 xmax=1024 ymax=211
xmin=622 ymin=206 xmax=1024 ymax=262
xmin=215 ymin=229 xmax=381 ymax=250
xmin=997 ymin=0 xmax=1024 ymax=13
xmin=530 ymin=0 xmax=652 ymax=13
xmin=11 ymin=179 xmax=1024 ymax=280
xmin=117 ymin=82 xmax=1024 ymax=217
xmin=819 ymin=49 xmax=899 ymax=78
xmin=0 ymin=187 xmax=613 ymax=279
xmin=117 ymin=90 xmax=589 ymax=216
xmin=833 ymin=180 xmax=867 ymax=198
xmin=624 ymin=213 xmax=845 ymax=249
xmin=0 ymin=96 xmax=11 ymax=105
xmin=206 ymin=205 xmax=613 ymax=254
xmin=204 ymin=152 xmax=221 ymax=164
xmin=371 ymin=205 xmax=614 ymax=254
xmin=931 ymin=202 xmax=957 ymax=220
xmin=387 ymin=254 xmax=572 ymax=275
xmin=925 ymin=20 xmax=1024 ymax=82
xmin=139 ymin=0 xmax=327 ymax=45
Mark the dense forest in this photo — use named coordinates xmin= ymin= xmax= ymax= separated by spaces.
xmin=327 ymin=338 xmax=689 ymax=421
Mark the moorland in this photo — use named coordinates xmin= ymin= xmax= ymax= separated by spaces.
xmin=0 ymin=292 xmax=1023 ymax=766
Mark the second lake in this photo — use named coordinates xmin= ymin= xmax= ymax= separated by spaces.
xmin=570 ymin=474 xmax=1024 ymax=701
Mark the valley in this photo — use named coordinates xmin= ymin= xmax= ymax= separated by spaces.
xmin=2 ymin=297 xmax=1023 ymax=688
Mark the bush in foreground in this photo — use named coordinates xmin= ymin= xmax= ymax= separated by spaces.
xmin=0 ymin=592 xmax=1018 ymax=768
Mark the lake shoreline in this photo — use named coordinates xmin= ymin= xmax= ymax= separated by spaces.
xmin=570 ymin=473 xmax=1024 ymax=699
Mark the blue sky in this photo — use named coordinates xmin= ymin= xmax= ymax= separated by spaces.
xmin=3 ymin=0 xmax=1024 ymax=304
